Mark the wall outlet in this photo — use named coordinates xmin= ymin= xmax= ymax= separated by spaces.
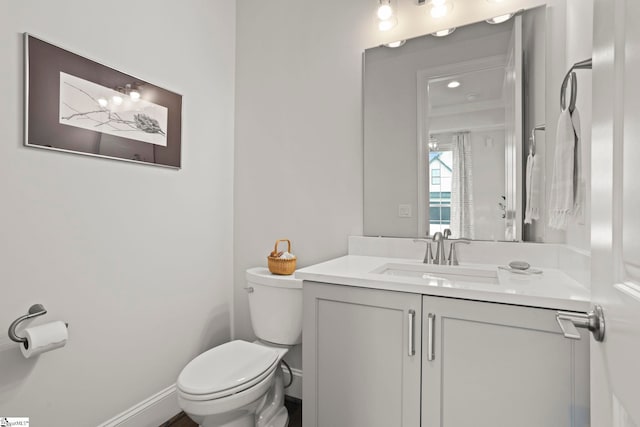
xmin=398 ymin=204 xmax=412 ymax=218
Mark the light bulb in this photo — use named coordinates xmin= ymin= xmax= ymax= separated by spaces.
xmin=378 ymin=17 xmax=397 ymax=31
xmin=112 ymin=95 xmax=123 ymax=106
xmin=377 ymin=3 xmax=393 ymax=20
xmin=98 ymin=97 xmax=108 ymax=108
xmin=447 ymin=80 xmax=461 ymax=88
xmin=486 ymin=13 xmax=514 ymax=24
xmin=431 ymin=4 xmax=448 ymax=18
xmin=129 ymin=90 xmax=141 ymax=101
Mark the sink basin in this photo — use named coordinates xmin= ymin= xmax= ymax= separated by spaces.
xmin=371 ymin=263 xmax=499 ymax=285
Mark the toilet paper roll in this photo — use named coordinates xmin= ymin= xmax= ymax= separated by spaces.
xmin=20 ymin=321 xmax=68 ymax=359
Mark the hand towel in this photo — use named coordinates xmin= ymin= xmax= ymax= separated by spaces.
xmin=571 ymin=108 xmax=585 ymax=223
xmin=548 ymin=109 xmax=576 ymax=230
xmin=524 ymin=151 xmax=541 ymax=224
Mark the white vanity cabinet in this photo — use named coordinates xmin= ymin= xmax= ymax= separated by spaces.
xmin=303 ymin=282 xmax=590 ymax=427
xmin=421 ymin=295 xmax=590 ymax=427
xmin=303 ymin=282 xmax=422 ymax=427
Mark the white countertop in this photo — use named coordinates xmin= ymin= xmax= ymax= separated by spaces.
xmin=295 ymin=255 xmax=591 ymax=312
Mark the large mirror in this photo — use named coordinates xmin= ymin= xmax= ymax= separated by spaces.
xmin=364 ymin=7 xmax=546 ymax=241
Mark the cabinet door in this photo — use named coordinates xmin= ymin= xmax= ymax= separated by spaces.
xmin=303 ymin=282 xmax=422 ymax=427
xmin=422 ymin=296 xmax=589 ymax=427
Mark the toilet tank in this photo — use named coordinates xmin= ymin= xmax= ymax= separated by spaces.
xmin=246 ymin=267 xmax=303 ymax=345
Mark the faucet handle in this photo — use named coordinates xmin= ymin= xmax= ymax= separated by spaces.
xmin=413 ymin=239 xmax=434 ymax=264
xmin=447 ymin=239 xmax=471 ymax=266
xmin=443 ymin=229 xmax=452 ymax=239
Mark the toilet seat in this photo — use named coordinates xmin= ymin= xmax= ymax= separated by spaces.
xmin=177 ymin=340 xmax=280 ymax=401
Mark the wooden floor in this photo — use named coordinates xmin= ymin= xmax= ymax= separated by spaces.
xmin=160 ymin=397 xmax=302 ymax=427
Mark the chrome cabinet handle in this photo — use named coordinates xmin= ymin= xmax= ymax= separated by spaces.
xmin=408 ymin=309 xmax=415 ymax=356
xmin=427 ymin=313 xmax=435 ymax=361
xmin=556 ymin=305 xmax=605 ymax=342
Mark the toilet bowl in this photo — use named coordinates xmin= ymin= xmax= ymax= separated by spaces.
xmin=177 ymin=268 xmax=302 ymax=427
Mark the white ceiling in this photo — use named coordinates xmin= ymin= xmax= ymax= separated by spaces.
xmin=429 ymin=66 xmax=506 ymax=109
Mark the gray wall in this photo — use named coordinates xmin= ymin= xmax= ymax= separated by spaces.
xmin=0 ymin=1 xmax=235 ymax=425
xmin=233 ymin=0 xmax=373 ymax=370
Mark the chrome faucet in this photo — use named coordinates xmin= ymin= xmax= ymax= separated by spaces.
xmin=413 ymin=238 xmax=434 ymax=264
xmin=432 ymin=232 xmax=446 ymax=264
xmin=448 ymin=239 xmax=471 ymax=265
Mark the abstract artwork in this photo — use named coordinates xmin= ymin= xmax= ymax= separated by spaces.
xmin=25 ymin=33 xmax=182 ymax=168
xmin=59 ymin=73 xmax=168 ymax=146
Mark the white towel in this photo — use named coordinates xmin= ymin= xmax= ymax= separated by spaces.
xmin=548 ymin=109 xmax=576 ymax=229
xmin=571 ymin=108 xmax=585 ymax=223
xmin=524 ymin=151 xmax=541 ymax=224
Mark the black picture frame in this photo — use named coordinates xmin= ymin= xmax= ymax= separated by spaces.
xmin=24 ymin=33 xmax=182 ymax=169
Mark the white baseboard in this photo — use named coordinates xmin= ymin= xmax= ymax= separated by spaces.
xmin=283 ymin=366 xmax=303 ymax=401
xmin=97 ymin=384 xmax=180 ymax=427
xmin=97 ymin=369 xmax=300 ymax=427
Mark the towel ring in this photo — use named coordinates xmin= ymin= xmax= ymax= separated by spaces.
xmin=529 ymin=124 xmax=546 ymax=155
xmin=560 ymin=58 xmax=593 ymax=112
xmin=560 ymin=72 xmax=578 ymax=112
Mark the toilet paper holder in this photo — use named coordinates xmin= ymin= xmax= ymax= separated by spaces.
xmin=8 ymin=304 xmax=68 ymax=345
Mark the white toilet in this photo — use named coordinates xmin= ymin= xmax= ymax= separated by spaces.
xmin=177 ymin=267 xmax=303 ymax=427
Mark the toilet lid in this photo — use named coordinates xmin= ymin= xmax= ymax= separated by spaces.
xmin=177 ymin=340 xmax=279 ymax=396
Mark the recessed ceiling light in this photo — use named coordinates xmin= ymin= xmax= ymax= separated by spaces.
xmin=486 ymin=13 xmax=514 ymax=24
xmin=431 ymin=28 xmax=456 ymax=37
xmin=384 ymin=40 xmax=406 ymax=48
xmin=447 ymin=81 xmax=461 ymax=88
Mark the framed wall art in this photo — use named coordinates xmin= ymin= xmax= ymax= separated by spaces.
xmin=24 ymin=33 xmax=182 ymax=169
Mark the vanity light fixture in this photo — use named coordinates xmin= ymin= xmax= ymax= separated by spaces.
xmin=384 ymin=40 xmax=406 ymax=48
xmin=431 ymin=27 xmax=456 ymax=37
xmin=486 ymin=13 xmax=514 ymax=24
xmin=377 ymin=0 xmax=398 ymax=31
xmin=377 ymin=0 xmax=393 ymax=20
xmin=428 ymin=0 xmax=453 ymax=19
xmin=447 ymin=80 xmax=461 ymax=88
xmin=379 ymin=17 xmax=398 ymax=31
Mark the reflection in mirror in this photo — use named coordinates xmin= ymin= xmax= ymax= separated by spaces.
xmin=424 ymin=63 xmax=515 ymax=241
xmin=364 ymin=7 xmax=544 ymax=241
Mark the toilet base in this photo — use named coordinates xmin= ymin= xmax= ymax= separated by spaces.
xmin=256 ymin=367 xmax=288 ymax=427
xmin=261 ymin=407 xmax=288 ymax=427
xmin=184 ymin=364 xmax=289 ymax=427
